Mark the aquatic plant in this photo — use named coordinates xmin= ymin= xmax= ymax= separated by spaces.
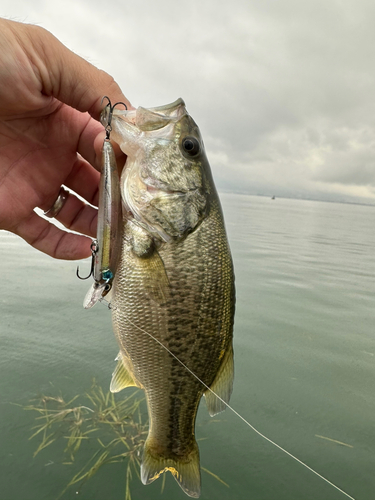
xmin=23 ymin=380 xmax=227 ymax=499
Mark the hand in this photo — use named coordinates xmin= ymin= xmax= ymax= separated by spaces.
xmin=0 ymin=18 xmax=130 ymax=259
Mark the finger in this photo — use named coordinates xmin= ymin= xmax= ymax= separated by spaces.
xmin=73 ymin=113 xmax=104 ymax=170
xmin=13 ymin=211 xmax=92 ymax=260
xmin=64 ymin=156 xmax=100 ymax=207
xmin=92 ymin=131 xmax=128 ymax=180
xmin=54 ymin=190 xmax=98 ymax=238
xmin=77 ymin=120 xmax=127 ymax=174
xmin=28 ymin=25 xmax=134 ymax=119
xmin=64 ymin=140 xmax=125 ymax=210
xmin=40 ymin=188 xmax=98 ymax=239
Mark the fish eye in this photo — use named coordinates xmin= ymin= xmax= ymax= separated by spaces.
xmin=182 ymin=136 xmax=200 ymax=156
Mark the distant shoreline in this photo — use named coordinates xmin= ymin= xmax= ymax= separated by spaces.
xmin=218 ymin=190 xmax=375 ymax=208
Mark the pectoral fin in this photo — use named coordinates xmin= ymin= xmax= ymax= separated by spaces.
xmin=204 ymin=344 xmax=234 ymax=416
xmin=143 ymin=250 xmax=170 ymax=303
xmin=110 ymin=354 xmax=139 ymax=393
xmin=129 ymin=223 xmax=170 ymax=303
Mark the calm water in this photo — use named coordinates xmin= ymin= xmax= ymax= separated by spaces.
xmin=1 ymin=194 xmax=375 ymax=500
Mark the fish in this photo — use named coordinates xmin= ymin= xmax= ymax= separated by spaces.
xmin=99 ymin=98 xmax=235 ymax=498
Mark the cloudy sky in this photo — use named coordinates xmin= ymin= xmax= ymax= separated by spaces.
xmin=3 ymin=0 xmax=375 ymax=204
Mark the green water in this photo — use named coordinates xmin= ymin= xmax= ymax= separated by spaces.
xmin=1 ymin=194 xmax=375 ymax=500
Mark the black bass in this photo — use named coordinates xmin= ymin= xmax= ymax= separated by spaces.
xmin=100 ymin=98 xmax=235 ymax=498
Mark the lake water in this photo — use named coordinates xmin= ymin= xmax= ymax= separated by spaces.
xmin=1 ymin=193 xmax=375 ymax=500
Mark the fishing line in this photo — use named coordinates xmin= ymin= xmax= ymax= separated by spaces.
xmin=119 ymin=312 xmax=356 ymax=500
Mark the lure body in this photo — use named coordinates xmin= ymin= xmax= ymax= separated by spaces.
xmin=84 ymin=139 xmax=122 ymax=308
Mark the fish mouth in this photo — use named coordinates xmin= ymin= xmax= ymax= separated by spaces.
xmin=146 ymin=98 xmax=185 ymax=114
xmin=114 ymin=98 xmax=185 ymax=118
xmin=111 ymin=98 xmax=187 ymax=132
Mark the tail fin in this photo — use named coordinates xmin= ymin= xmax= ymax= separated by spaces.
xmin=141 ymin=438 xmax=201 ymax=498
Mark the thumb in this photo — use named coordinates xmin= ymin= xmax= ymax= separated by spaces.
xmin=18 ymin=20 xmax=133 ymax=119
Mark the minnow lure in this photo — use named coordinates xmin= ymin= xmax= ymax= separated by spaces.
xmin=78 ymin=98 xmax=124 ymax=309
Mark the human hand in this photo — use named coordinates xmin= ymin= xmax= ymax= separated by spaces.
xmin=0 ymin=18 xmax=130 ymax=259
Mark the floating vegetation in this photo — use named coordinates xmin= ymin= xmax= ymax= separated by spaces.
xmin=22 ymin=379 xmax=227 ymax=499
xmin=23 ymin=380 xmax=147 ymax=499
xmin=315 ymin=434 xmax=354 ymax=449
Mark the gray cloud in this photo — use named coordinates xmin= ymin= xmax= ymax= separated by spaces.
xmin=2 ymin=0 xmax=375 ymax=203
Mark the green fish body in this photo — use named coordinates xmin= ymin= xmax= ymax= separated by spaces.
xmin=103 ymin=99 xmax=235 ymax=498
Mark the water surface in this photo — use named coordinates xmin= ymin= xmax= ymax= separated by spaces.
xmin=1 ymin=194 xmax=374 ymax=500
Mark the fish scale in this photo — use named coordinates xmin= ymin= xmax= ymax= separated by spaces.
xmin=102 ymin=99 xmax=235 ymax=498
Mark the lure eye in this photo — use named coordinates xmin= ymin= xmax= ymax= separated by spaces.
xmin=182 ymin=136 xmax=200 ymax=156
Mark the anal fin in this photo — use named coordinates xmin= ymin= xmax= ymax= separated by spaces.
xmin=204 ymin=343 xmax=234 ymax=416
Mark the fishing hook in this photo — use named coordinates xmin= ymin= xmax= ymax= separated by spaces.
xmin=76 ymin=240 xmax=98 ymax=280
xmin=101 ymin=96 xmax=128 ymax=140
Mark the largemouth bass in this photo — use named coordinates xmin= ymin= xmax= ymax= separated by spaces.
xmin=100 ymin=98 xmax=235 ymax=498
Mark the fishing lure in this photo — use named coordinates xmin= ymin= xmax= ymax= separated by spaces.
xmin=77 ymin=97 xmax=124 ymax=309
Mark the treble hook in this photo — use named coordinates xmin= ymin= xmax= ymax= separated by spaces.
xmin=76 ymin=241 xmax=98 ymax=280
xmin=101 ymin=96 xmax=128 ymax=140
